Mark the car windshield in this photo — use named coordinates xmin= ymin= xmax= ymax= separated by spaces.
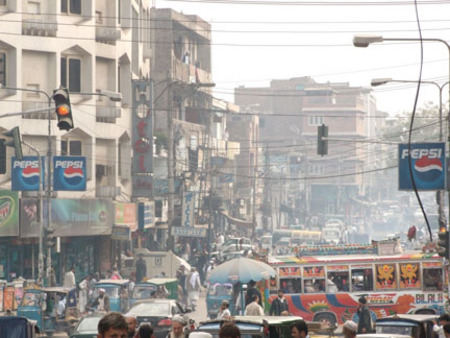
xmin=129 ymin=302 xmax=171 ymax=316
xmin=76 ymin=316 xmax=101 ymax=332
xmin=132 ymin=286 xmax=157 ymax=299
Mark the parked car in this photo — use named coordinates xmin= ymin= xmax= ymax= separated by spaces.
xmin=375 ymin=314 xmax=437 ymax=338
xmin=70 ymin=313 xmax=103 ymax=338
xmin=126 ymin=299 xmax=190 ymax=338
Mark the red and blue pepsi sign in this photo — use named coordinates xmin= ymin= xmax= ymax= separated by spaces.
xmin=53 ymin=156 xmax=86 ymax=191
xmin=398 ymin=142 xmax=446 ymax=191
xmin=11 ymin=157 xmax=45 ymax=191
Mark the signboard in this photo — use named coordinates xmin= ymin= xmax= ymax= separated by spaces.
xmin=51 ymin=199 xmax=113 ymax=237
xmin=20 ymin=198 xmax=44 ymax=238
xmin=111 ymin=226 xmax=131 ymax=241
xmin=181 ymin=192 xmax=195 ymax=227
xmin=53 ymin=156 xmax=86 ymax=191
xmin=132 ymin=80 xmax=154 ymax=197
xmin=398 ymin=143 xmax=446 ymax=190
xmin=11 ymin=156 xmax=45 ymax=191
xmin=172 ymin=226 xmax=207 ymax=238
xmin=138 ymin=201 xmax=155 ymax=230
xmin=0 ymin=191 xmax=19 ymax=237
xmin=115 ymin=203 xmax=136 ymax=230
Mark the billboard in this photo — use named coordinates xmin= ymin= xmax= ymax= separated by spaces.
xmin=53 ymin=156 xmax=86 ymax=191
xmin=20 ymin=198 xmax=43 ymax=238
xmin=115 ymin=203 xmax=137 ymax=231
xmin=181 ymin=192 xmax=195 ymax=227
xmin=51 ymin=199 xmax=113 ymax=237
xmin=0 ymin=191 xmax=19 ymax=236
xmin=11 ymin=157 xmax=45 ymax=191
xmin=398 ymin=142 xmax=446 ymax=191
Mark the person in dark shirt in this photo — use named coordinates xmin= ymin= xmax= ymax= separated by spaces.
xmin=135 ymin=254 xmax=147 ymax=283
xmin=356 ymin=296 xmax=372 ymax=334
xmin=269 ymin=289 xmax=289 ymax=316
xmin=245 ymin=280 xmax=262 ymax=306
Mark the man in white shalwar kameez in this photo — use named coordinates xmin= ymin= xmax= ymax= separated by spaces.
xmin=185 ymin=267 xmax=201 ymax=311
xmin=78 ymin=275 xmax=90 ymax=313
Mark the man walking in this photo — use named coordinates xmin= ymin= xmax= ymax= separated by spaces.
xmin=63 ymin=266 xmax=76 ymax=288
xmin=244 ymin=294 xmax=264 ymax=316
xmin=135 ymin=254 xmax=147 ymax=283
xmin=356 ymin=296 xmax=372 ymax=334
xmin=185 ymin=267 xmax=202 ymax=310
xmin=269 ymin=289 xmax=289 ymax=316
xmin=97 ymin=312 xmax=127 ymax=338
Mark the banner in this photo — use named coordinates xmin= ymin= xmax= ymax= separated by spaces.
xmin=181 ymin=192 xmax=195 ymax=227
xmin=398 ymin=143 xmax=446 ymax=191
xmin=115 ymin=203 xmax=137 ymax=231
xmin=20 ymin=198 xmax=43 ymax=238
xmin=53 ymin=156 xmax=86 ymax=191
xmin=138 ymin=202 xmax=155 ymax=230
xmin=51 ymin=199 xmax=113 ymax=237
xmin=0 ymin=191 xmax=19 ymax=236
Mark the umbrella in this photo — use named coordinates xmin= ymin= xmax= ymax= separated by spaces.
xmin=209 ymin=257 xmax=276 ymax=285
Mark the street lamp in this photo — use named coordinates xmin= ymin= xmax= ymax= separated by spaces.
xmin=0 ymin=85 xmax=121 ymax=284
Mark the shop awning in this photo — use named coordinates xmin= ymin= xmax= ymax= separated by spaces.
xmin=220 ymin=211 xmax=254 ymax=228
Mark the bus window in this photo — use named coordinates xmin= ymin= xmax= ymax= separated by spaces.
xmin=423 ymin=268 xmax=443 ymax=291
xmin=351 ymin=267 xmax=373 ymax=292
xmin=280 ymin=278 xmax=302 ymax=293
xmin=399 ymin=263 xmax=420 ymax=289
xmin=327 ymin=271 xmax=350 ymax=292
xmin=304 ymin=279 xmax=325 ymax=293
xmin=376 ymin=263 xmax=397 ymax=290
xmin=303 ymin=266 xmax=325 ymax=293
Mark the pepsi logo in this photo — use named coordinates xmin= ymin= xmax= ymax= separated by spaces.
xmin=53 ymin=157 xmax=86 ymax=191
xmin=22 ymin=164 xmax=40 ymax=187
xmin=63 ymin=166 xmax=84 ymax=186
xmin=414 ymin=156 xmax=443 ymax=182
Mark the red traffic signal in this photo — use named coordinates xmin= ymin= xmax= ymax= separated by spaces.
xmin=53 ymin=88 xmax=73 ymax=131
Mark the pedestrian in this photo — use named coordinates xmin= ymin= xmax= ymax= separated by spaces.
xmin=269 ymin=289 xmax=289 ymax=316
xmin=245 ymin=280 xmax=262 ymax=306
xmin=342 ymin=320 xmax=357 ymax=338
xmin=135 ymin=323 xmax=154 ymax=338
xmin=124 ymin=314 xmax=138 ymax=338
xmin=356 ymin=296 xmax=372 ymax=334
xmin=136 ymin=254 xmax=147 ymax=283
xmin=63 ymin=266 xmax=76 ymax=288
xmin=97 ymin=311 xmax=127 ymax=338
xmin=204 ymin=259 xmax=215 ymax=288
xmin=244 ymin=294 xmax=264 ymax=316
xmin=78 ymin=275 xmax=91 ymax=314
xmin=176 ymin=265 xmax=187 ymax=305
xmin=218 ymin=300 xmax=231 ymax=319
xmin=111 ymin=267 xmax=122 ymax=280
xmin=434 ymin=313 xmax=450 ymax=338
xmin=49 ymin=268 xmax=57 ymax=287
xmin=290 ymin=319 xmax=309 ymax=338
xmin=90 ymin=288 xmax=110 ymax=312
xmin=219 ymin=323 xmax=241 ymax=338
xmin=185 ymin=267 xmax=201 ymax=311
xmin=166 ymin=315 xmax=188 ymax=338
xmin=444 ymin=323 xmax=450 ymax=338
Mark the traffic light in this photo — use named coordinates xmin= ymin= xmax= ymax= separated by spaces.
xmin=3 ymin=126 xmax=23 ymax=160
xmin=44 ymin=227 xmax=56 ymax=248
xmin=0 ymin=139 xmax=5 ymax=174
xmin=437 ymin=230 xmax=449 ymax=258
xmin=53 ymin=88 xmax=73 ymax=131
xmin=317 ymin=124 xmax=328 ymax=156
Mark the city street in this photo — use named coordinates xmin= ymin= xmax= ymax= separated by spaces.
xmin=50 ymin=293 xmax=208 ymax=337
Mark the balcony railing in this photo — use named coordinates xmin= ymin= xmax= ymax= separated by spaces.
xmin=96 ymin=186 xmax=121 ymax=198
xmin=96 ymin=26 xmax=121 ymax=43
xmin=96 ymin=104 xmax=121 ymax=123
xmin=22 ymin=14 xmax=57 ymax=36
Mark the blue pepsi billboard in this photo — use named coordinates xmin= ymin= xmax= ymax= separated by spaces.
xmin=53 ymin=156 xmax=86 ymax=191
xmin=11 ymin=157 xmax=45 ymax=191
xmin=398 ymin=142 xmax=446 ymax=191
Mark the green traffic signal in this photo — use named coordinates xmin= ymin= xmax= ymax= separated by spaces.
xmin=3 ymin=126 xmax=23 ymax=160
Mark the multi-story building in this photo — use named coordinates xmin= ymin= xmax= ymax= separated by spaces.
xmin=235 ymin=77 xmax=381 ymax=225
xmin=0 ymin=0 xmax=151 ymax=283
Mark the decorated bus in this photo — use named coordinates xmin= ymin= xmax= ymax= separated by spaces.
xmin=267 ymin=242 xmax=447 ymax=327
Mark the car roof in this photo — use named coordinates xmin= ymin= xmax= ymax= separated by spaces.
xmin=376 ymin=314 xmax=437 ymax=323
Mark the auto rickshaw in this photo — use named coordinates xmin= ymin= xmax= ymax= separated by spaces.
xmin=94 ymin=279 xmax=130 ymax=313
xmin=0 ymin=316 xmax=37 ymax=338
xmin=206 ymin=282 xmax=234 ymax=319
xmin=374 ymin=314 xmax=437 ymax=338
xmin=146 ymin=278 xmax=178 ymax=299
xmin=16 ymin=287 xmax=78 ymax=337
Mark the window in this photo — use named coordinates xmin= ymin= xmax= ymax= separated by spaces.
xmin=303 ymin=266 xmax=325 ymax=293
xmin=61 ymin=140 xmax=82 ymax=156
xmin=375 ymin=263 xmax=397 ymax=290
xmin=95 ymin=11 xmax=102 ymax=24
xmin=0 ymin=53 xmax=5 ymax=86
xmin=280 ymin=278 xmax=302 ymax=294
xmin=61 ymin=0 xmax=81 ymax=14
xmin=308 ymin=164 xmax=324 ymax=176
xmin=26 ymin=84 xmax=40 ymax=98
xmin=0 ymin=0 xmax=6 ymax=6
xmin=399 ymin=263 xmax=420 ymax=289
xmin=423 ymin=268 xmax=443 ymax=291
xmin=327 ymin=267 xmax=350 ymax=292
xmin=308 ymin=115 xmax=324 ymax=126
xmin=61 ymin=57 xmax=81 ymax=93
xmin=351 ymin=266 xmax=373 ymax=292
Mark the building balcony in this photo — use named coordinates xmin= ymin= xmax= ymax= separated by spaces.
xmin=96 ymin=103 xmax=121 ymax=123
xmin=96 ymin=26 xmax=121 ymax=43
xmin=96 ymin=186 xmax=121 ymax=198
xmin=172 ymin=58 xmax=212 ymax=84
xmin=22 ymin=14 xmax=57 ymax=36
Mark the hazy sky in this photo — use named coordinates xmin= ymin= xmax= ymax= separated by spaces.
xmin=157 ymin=0 xmax=450 ymax=116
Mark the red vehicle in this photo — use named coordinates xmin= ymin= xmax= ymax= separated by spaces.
xmin=267 ymin=242 xmax=446 ymax=327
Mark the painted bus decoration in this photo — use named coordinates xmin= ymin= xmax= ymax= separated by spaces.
xmin=267 ymin=250 xmax=447 ymax=326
